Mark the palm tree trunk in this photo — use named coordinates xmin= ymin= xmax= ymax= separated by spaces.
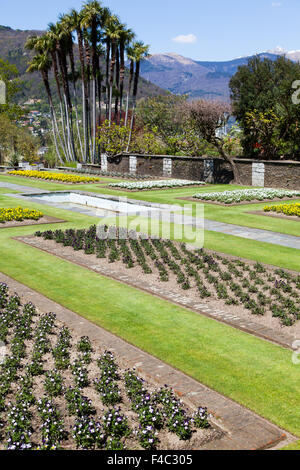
xmin=105 ymin=39 xmax=111 ymax=120
xmin=125 ymin=60 xmax=134 ymax=127
xmin=41 ymin=70 xmax=63 ymax=164
xmin=69 ymin=43 xmax=84 ymax=161
xmin=119 ymin=41 xmax=125 ymax=123
xmin=76 ymin=27 xmax=89 ymax=162
xmin=127 ymin=60 xmax=140 ymax=151
xmin=114 ymin=44 xmax=120 ymax=123
xmin=109 ymin=40 xmax=116 ymax=125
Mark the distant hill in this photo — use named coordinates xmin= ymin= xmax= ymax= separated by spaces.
xmin=0 ymin=25 xmax=167 ymax=106
xmin=139 ymin=51 xmax=293 ymax=101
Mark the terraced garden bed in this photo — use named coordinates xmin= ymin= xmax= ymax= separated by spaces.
xmin=264 ymin=203 xmax=300 ymax=218
xmin=0 ymin=207 xmax=65 ymax=229
xmin=7 ymin=171 xmax=100 ymax=185
xmin=0 ymin=207 xmax=43 ymax=224
xmin=108 ymin=180 xmax=206 ymax=191
xmin=192 ymin=189 xmax=300 ymax=205
xmin=0 ymin=283 xmax=220 ymax=451
xmin=31 ymin=226 xmax=300 ymax=329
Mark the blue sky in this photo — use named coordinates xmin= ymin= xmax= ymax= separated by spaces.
xmin=1 ymin=0 xmax=300 ymax=61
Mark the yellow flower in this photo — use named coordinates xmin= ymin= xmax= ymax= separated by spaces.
xmin=8 ymin=170 xmax=99 ymax=184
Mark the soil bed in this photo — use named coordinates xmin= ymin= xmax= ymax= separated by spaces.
xmin=18 ymin=232 xmax=300 ymax=339
xmin=247 ymin=211 xmax=300 ymax=222
xmin=106 ymin=184 xmax=207 ymax=193
xmin=0 ymin=216 xmax=66 ymax=229
xmin=180 ymin=196 xmax=300 ymax=206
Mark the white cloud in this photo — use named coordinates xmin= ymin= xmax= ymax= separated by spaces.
xmin=271 ymin=2 xmax=282 ymax=7
xmin=172 ymin=34 xmax=197 ymax=44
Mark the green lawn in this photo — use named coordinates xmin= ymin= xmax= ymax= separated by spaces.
xmin=1 ymin=174 xmax=300 ymax=238
xmin=0 ymin=194 xmax=299 ymax=440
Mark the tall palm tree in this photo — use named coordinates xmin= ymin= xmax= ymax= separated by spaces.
xmin=42 ymin=31 xmax=70 ymax=160
xmin=65 ymin=8 xmax=89 ymax=162
xmin=104 ymin=15 xmax=123 ymax=125
xmin=59 ymin=13 xmax=84 ymax=161
xmin=25 ymin=34 xmax=69 ymax=160
xmin=81 ymin=1 xmax=106 ymax=162
xmin=125 ymin=44 xmax=135 ymax=128
xmin=119 ymin=27 xmax=135 ymax=124
xmin=48 ymin=22 xmax=77 ymax=161
xmin=27 ymin=53 xmax=63 ymax=164
xmin=126 ymin=41 xmax=150 ymax=151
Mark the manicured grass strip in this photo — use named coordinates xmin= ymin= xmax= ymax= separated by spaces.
xmin=2 ymin=174 xmax=300 ymax=237
xmin=0 ymin=218 xmax=300 ymax=436
xmin=0 ymin=194 xmax=299 ymax=271
xmin=281 ymin=440 xmax=300 ymax=450
xmin=0 ymin=188 xmax=19 ymax=194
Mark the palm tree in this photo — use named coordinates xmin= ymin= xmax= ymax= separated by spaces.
xmin=125 ymin=44 xmax=135 ymax=128
xmin=59 ymin=13 xmax=84 ymax=161
xmin=42 ymin=31 xmax=70 ymax=161
xmin=81 ymin=1 xmax=107 ymax=162
xmin=27 ymin=53 xmax=63 ymax=164
xmin=48 ymin=22 xmax=77 ymax=162
xmin=104 ymin=15 xmax=123 ymax=125
xmin=25 ymin=34 xmax=69 ymax=160
xmin=126 ymin=41 xmax=150 ymax=151
xmin=119 ymin=27 xmax=135 ymax=124
xmin=65 ymin=8 xmax=89 ymax=162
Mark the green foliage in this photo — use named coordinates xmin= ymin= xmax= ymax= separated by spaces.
xmin=245 ymin=109 xmax=284 ymax=158
xmin=131 ymin=126 xmax=165 ymax=155
xmin=136 ymin=94 xmax=188 ymax=142
xmin=0 ymin=114 xmax=39 ymax=165
xmin=230 ymin=55 xmax=300 ymax=158
xmin=97 ymin=120 xmax=130 ymax=157
xmin=0 ymin=58 xmax=23 ymax=120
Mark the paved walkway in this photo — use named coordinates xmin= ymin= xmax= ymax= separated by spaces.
xmin=0 ymin=272 xmax=293 ymax=450
xmin=1 ymin=183 xmax=300 ymax=250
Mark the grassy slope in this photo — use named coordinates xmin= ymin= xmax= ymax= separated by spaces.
xmin=0 ymin=194 xmax=299 ymax=437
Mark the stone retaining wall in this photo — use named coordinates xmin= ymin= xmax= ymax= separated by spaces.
xmin=81 ymin=155 xmax=300 ymax=189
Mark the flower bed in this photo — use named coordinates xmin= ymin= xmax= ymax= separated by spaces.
xmin=109 ymin=180 xmax=205 ymax=190
xmin=264 ymin=203 xmax=300 ymax=218
xmin=34 ymin=226 xmax=300 ymax=327
xmin=8 ymin=170 xmax=100 ymax=184
xmin=193 ymin=188 xmax=300 ymax=205
xmin=0 ymin=207 xmax=43 ymax=224
xmin=0 ymin=283 xmax=214 ymax=451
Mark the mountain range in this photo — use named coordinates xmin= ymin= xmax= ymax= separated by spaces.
xmin=139 ymin=49 xmax=300 ymax=101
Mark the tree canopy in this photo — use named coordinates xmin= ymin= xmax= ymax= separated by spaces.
xmin=230 ymin=55 xmax=300 ymax=159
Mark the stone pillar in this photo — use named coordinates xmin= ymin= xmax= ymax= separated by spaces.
xmin=163 ymin=158 xmax=173 ymax=177
xmin=101 ymin=154 xmax=108 ymax=172
xmin=252 ymin=162 xmax=265 ymax=187
xmin=204 ymin=159 xmax=215 ymax=183
xmin=129 ymin=156 xmax=137 ymax=175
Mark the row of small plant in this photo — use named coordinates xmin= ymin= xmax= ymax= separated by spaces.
xmin=0 ymin=283 xmax=211 ymax=451
xmin=58 ymin=167 xmax=156 ymax=180
xmin=264 ymin=202 xmax=300 ymax=218
xmin=109 ymin=180 xmax=205 ymax=190
xmin=34 ymin=225 xmax=300 ymax=326
xmin=8 ymin=170 xmax=99 ymax=184
xmin=193 ymin=188 xmax=300 ymax=204
xmin=0 ymin=207 xmax=43 ymax=224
